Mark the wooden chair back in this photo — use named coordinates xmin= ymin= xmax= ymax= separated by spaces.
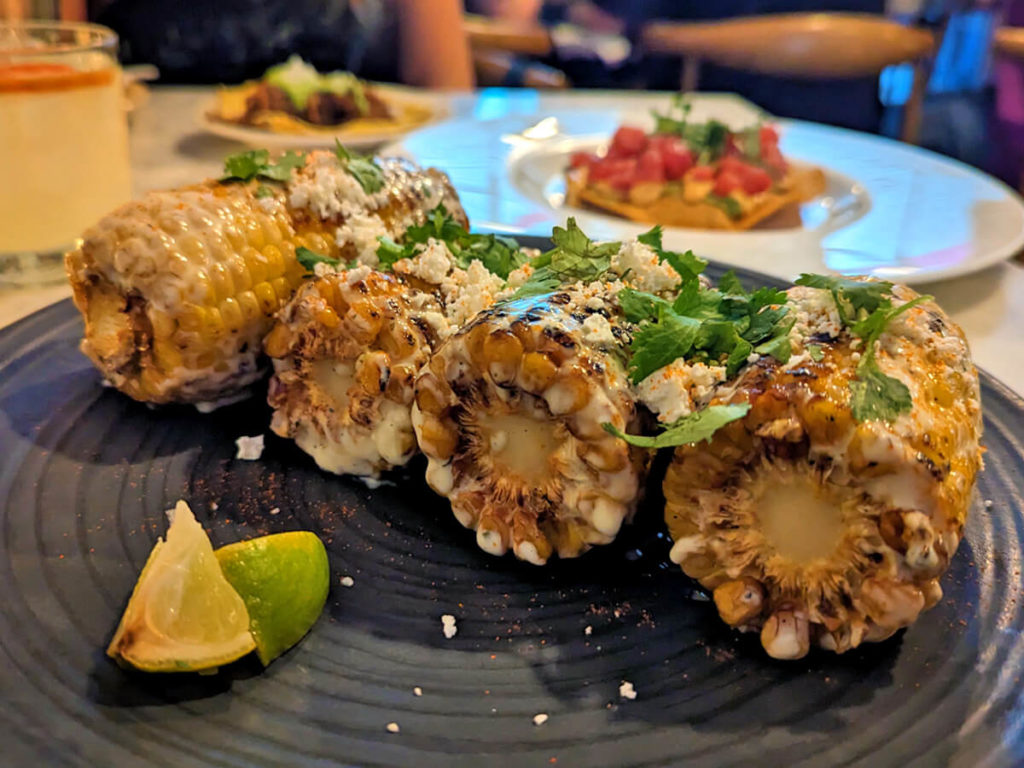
xmin=642 ymin=13 xmax=934 ymax=143
xmin=994 ymin=26 xmax=1024 ymax=60
xmin=463 ymin=13 xmax=568 ymax=88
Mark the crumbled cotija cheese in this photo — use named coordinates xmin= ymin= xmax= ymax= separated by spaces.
xmin=636 ymin=361 xmax=727 ymax=423
xmin=335 ymin=212 xmax=391 ymax=268
xmin=234 ymin=434 xmax=265 ymax=460
xmin=786 ymin=285 xmax=843 ymax=347
xmin=287 ymin=152 xmax=372 ymax=220
xmin=344 ymin=264 xmax=372 ymax=286
xmin=581 ymin=313 xmax=617 ymax=349
xmin=403 ymin=239 xmax=453 ymax=284
xmin=441 ymin=614 xmax=458 ymax=639
xmin=611 ymin=240 xmax=679 ymax=294
xmin=619 ymin=681 xmax=637 ymax=700
xmin=441 ymin=259 xmax=505 ymax=326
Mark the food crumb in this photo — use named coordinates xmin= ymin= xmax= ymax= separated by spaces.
xmin=269 ymin=507 xmax=280 ymax=516
xmin=441 ymin=614 xmax=458 ymax=639
xmin=209 ymin=502 xmax=218 ymax=511
xmin=386 ymin=722 xmax=400 ymax=734
xmin=234 ymin=434 xmax=265 ymax=460
xmin=619 ymin=681 xmax=637 ymax=700
xmin=533 ymin=713 xmax=549 ymax=726
xmin=584 ymin=625 xmax=593 ymax=636
xmin=984 ymin=499 xmax=994 ymax=509
xmin=413 ymin=687 xmax=423 ymax=697
xmin=340 ymin=576 xmax=355 ymax=587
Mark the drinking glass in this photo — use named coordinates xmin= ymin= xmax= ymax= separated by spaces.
xmin=0 ymin=21 xmax=131 ymax=285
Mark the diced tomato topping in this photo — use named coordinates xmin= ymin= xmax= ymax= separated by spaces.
xmin=760 ymin=125 xmax=779 ymax=147
xmin=653 ymin=136 xmax=694 ymax=180
xmin=761 ymin=144 xmax=787 ymax=175
xmin=713 ymin=170 xmax=741 ymax=196
xmin=610 ymin=126 xmax=648 ymax=157
xmin=690 ymin=165 xmax=715 ymax=181
xmin=718 ymin=155 xmax=746 ymax=174
xmin=740 ymin=165 xmax=772 ymax=194
xmin=570 ymin=151 xmax=598 ymax=170
xmin=635 ymin=148 xmax=666 ymax=183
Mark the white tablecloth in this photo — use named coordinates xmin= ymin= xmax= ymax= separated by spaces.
xmin=3 ymin=86 xmax=1022 ymax=398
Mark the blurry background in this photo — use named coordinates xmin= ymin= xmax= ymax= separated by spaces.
xmin=2 ymin=0 xmax=1023 ymax=186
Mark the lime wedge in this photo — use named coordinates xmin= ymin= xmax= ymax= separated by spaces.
xmin=215 ymin=531 xmax=329 ymax=665
xmin=107 ymin=501 xmax=256 ymax=673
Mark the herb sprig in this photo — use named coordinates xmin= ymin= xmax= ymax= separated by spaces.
xmin=221 ymin=149 xmax=306 ymax=183
xmin=511 ymin=218 xmax=620 ymax=299
xmin=334 ymin=140 xmax=385 ymax=194
xmin=603 ymin=403 xmax=751 ymax=449
xmin=376 ymin=205 xmax=529 ymax=279
xmin=794 ymin=274 xmax=932 ymax=422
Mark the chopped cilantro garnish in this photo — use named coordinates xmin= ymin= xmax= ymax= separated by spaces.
xmin=705 ymin=194 xmax=743 ymax=219
xmin=511 ymin=218 xmax=619 ymax=298
xmin=637 ymin=225 xmax=707 ymax=284
xmin=651 ymin=94 xmax=731 ymax=163
xmin=795 ymin=274 xmax=932 ymax=422
xmin=628 ymin=311 xmax=701 ymax=384
xmin=254 ymin=184 xmax=275 ymax=199
xmin=375 ymin=204 xmax=528 ymax=279
xmin=295 ymin=246 xmax=340 ymax=273
xmin=334 ymin=140 xmax=385 ymax=194
xmin=603 ymin=403 xmax=750 ymax=448
xmin=222 ymin=149 xmax=306 ymax=183
xmin=808 ymin=344 xmax=824 ymax=362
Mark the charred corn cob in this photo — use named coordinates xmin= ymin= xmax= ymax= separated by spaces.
xmin=265 ymin=266 xmax=447 ymax=477
xmin=413 ymin=285 xmax=649 ymax=564
xmin=65 ymin=150 xmax=464 ymax=405
xmin=661 ymin=283 xmax=983 ymax=658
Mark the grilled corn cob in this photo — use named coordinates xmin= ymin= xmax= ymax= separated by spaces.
xmin=265 ymin=266 xmax=448 ymax=477
xmin=65 ymin=151 xmax=464 ymax=405
xmin=661 ymin=284 xmax=982 ymax=658
xmin=413 ymin=285 xmax=649 ymax=564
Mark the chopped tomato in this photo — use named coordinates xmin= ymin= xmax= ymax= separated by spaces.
xmin=653 ymin=136 xmax=694 ymax=180
xmin=570 ymin=151 xmax=598 ymax=170
xmin=635 ymin=149 xmax=665 ymax=184
xmin=760 ymin=125 xmax=779 ymax=147
xmin=718 ymin=155 xmax=746 ymax=175
xmin=761 ymin=144 xmax=787 ymax=175
xmin=610 ymin=126 xmax=648 ymax=157
xmin=690 ymin=165 xmax=715 ymax=182
xmin=713 ymin=170 xmax=741 ymax=196
xmin=740 ymin=165 xmax=772 ymax=194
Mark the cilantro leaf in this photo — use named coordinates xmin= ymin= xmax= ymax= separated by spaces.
xmin=628 ymin=312 xmax=700 ymax=383
xmin=637 ymin=224 xmax=707 ymax=283
xmin=637 ymin=225 xmax=663 ymax=250
xmin=808 ymin=344 xmax=824 ymax=362
xmin=717 ymin=270 xmax=747 ymax=296
xmin=602 ymin=403 xmax=750 ymax=448
xmin=222 ymin=149 xmax=306 ymax=183
xmin=673 ymin=281 xmax=723 ymax=319
xmin=375 ymin=236 xmax=408 ymax=270
xmin=848 ymin=294 xmax=932 ymax=422
xmin=296 ymin=246 xmax=340 ymax=273
xmin=334 ymin=139 xmax=384 ymax=194
xmin=511 ymin=218 xmax=618 ymax=298
xmin=850 ymin=365 xmax=912 ymax=422
xmin=754 ymin=330 xmax=793 ymax=364
xmin=705 ymin=194 xmax=743 ymax=219
xmin=254 ymin=184 xmax=275 ymax=199
xmin=794 ymin=274 xmax=895 ymax=323
xmin=618 ymin=287 xmax=674 ymax=323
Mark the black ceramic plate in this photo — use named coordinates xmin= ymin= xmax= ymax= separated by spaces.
xmin=2 ymin=253 xmax=1023 ymax=767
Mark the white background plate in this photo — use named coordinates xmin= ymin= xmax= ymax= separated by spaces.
xmin=389 ymin=108 xmax=1024 ymax=284
xmin=199 ymin=85 xmax=449 ymax=150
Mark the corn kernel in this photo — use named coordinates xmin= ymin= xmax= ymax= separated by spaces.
xmin=253 ymin=281 xmax=278 ymax=314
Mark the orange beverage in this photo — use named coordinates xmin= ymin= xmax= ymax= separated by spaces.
xmin=0 ymin=22 xmax=131 ymax=284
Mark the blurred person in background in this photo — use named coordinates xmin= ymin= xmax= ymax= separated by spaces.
xmin=91 ymin=0 xmax=473 ymax=87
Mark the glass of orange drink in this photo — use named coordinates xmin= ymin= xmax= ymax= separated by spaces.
xmin=0 ymin=22 xmax=131 ymax=285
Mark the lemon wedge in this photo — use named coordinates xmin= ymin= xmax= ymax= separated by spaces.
xmin=107 ymin=501 xmax=256 ymax=673
xmin=215 ymin=531 xmax=329 ymax=665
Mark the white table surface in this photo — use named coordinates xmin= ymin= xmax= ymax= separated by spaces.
xmin=3 ymin=86 xmax=1023 ymax=398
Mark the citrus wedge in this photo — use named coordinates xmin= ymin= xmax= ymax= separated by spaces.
xmin=215 ymin=531 xmax=329 ymax=665
xmin=107 ymin=501 xmax=256 ymax=673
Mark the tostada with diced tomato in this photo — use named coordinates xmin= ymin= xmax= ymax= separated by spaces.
xmin=566 ymin=98 xmax=826 ymax=231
